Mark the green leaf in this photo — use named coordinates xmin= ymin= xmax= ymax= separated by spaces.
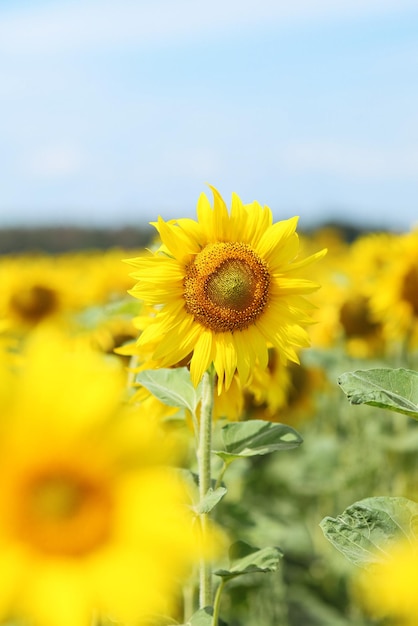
xmin=194 ymin=487 xmax=227 ymax=514
xmin=183 ymin=607 xmax=213 ymax=626
xmin=214 ymin=420 xmax=303 ymax=461
xmin=136 ymin=368 xmax=202 ymax=413
xmin=320 ymin=496 xmax=418 ymax=568
xmin=177 ymin=470 xmax=225 ymax=515
xmin=139 ymin=616 xmax=179 ymax=626
xmin=214 ymin=540 xmax=283 ymax=581
xmin=180 ymin=607 xmax=227 ymax=626
xmin=186 ymin=607 xmax=213 ymax=626
xmin=338 ymin=368 xmax=418 ymax=418
xmin=74 ymin=298 xmax=139 ymax=330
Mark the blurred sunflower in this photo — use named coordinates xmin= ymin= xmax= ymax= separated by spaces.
xmin=244 ymin=348 xmax=292 ymax=418
xmin=356 ymin=538 xmax=418 ymax=626
xmin=126 ymin=186 xmax=326 ymax=392
xmin=309 ymin=231 xmax=388 ymax=358
xmin=368 ymin=229 xmax=418 ymax=349
xmin=0 ymin=328 xmax=205 ymax=626
xmin=0 ymin=256 xmax=73 ymax=333
xmin=243 ymin=349 xmax=326 ymax=424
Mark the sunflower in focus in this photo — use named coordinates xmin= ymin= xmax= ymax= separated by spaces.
xmin=126 ymin=187 xmax=326 ymax=392
xmin=0 ymin=328 xmax=205 ymax=626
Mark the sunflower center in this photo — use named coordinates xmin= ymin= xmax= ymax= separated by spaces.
xmin=401 ymin=266 xmax=418 ymax=316
xmin=16 ymin=463 xmax=114 ymax=557
xmin=10 ymin=285 xmax=59 ymax=324
xmin=206 ymin=259 xmax=255 ymax=310
xmin=339 ymin=295 xmax=380 ymax=338
xmin=183 ymin=242 xmax=270 ymax=333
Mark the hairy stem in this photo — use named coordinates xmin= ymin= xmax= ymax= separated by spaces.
xmin=198 ymin=368 xmax=215 ymax=608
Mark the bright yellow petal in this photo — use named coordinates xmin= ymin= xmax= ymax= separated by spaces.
xmin=283 ymin=247 xmax=328 ymax=272
xmin=244 ymin=325 xmax=269 ymax=371
xmin=242 ymin=201 xmax=272 ymax=246
xmin=213 ymin=334 xmax=238 ymax=393
xmin=232 ymin=330 xmax=252 ymax=385
xmin=256 ymin=217 xmax=299 ymax=261
xmin=154 ymin=216 xmax=198 ymax=263
xmin=190 ymin=329 xmax=214 ymax=386
xmin=273 ymin=277 xmax=322 ymax=294
xmin=210 ymin=186 xmax=230 ymax=238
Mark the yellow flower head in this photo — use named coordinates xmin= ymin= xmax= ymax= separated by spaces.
xmin=245 ymin=350 xmax=324 ymax=423
xmin=0 ymin=255 xmax=73 ymax=332
xmin=368 ymin=228 xmax=418 ymax=347
xmin=127 ymin=187 xmax=326 ymax=392
xmin=308 ymin=230 xmax=391 ymax=358
xmin=0 ymin=328 xmax=205 ymax=626
xmin=356 ymin=538 xmax=418 ymax=626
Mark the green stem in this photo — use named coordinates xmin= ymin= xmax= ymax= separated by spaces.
xmin=214 ymin=459 xmax=232 ymax=491
xmin=198 ymin=368 xmax=215 ymax=609
xmin=183 ymin=579 xmax=195 ymax=624
xmin=211 ymin=579 xmax=226 ymax=626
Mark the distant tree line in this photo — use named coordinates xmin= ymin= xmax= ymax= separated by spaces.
xmin=0 ymin=225 xmax=155 ymax=255
xmin=0 ymin=221 xmax=384 ymax=255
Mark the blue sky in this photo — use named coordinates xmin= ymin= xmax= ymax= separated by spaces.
xmin=1 ymin=0 xmax=418 ymax=231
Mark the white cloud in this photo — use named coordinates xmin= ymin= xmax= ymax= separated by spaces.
xmin=279 ymin=140 xmax=418 ymax=180
xmin=0 ymin=0 xmax=417 ymax=55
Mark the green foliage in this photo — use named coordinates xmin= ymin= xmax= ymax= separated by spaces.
xmin=75 ymin=299 xmax=139 ymax=331
xmin=320 ymin=496 xmax=418 ymax=568
xmin=194 ymin=487 xmax=228 ymax=515
xmin=338 ymin=368 xmax=418 ymax=418
xmin=214 ymin=420 xmax=303 ymax=462
xmin=143 ymin=362 xmax=418 ymax=624
xmin=323 ymin=367 xmax=418 ymax=572
xmin=183 ymin=607 xmax=214 ymax=626
xmin=136 ymin=367 xmax=202 ymax=413
xmin=181 ymin=607 xmax=227 ymax=626
xmin=214 ymin=541 xmax=283 ymax=581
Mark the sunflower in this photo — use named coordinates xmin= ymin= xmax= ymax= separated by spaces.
xmin=356 ymin=538 xmax=418 ymax=626
xmin=241 ymin=348 xmax=326 ymax=424
xmin=0 ymin=255 xmax=72 ymax=332
xmin=368 ymin=229 xmax=418 ymax=349
xmin=244 ymin=348 xmax=292 ymax=418
xmin=308 ymin=230 xmax=389 ymax=358
xmin=0 ymin=328 xmax=205 ymax=626
xmin=127 ymin=187 xmax=326 ymax=392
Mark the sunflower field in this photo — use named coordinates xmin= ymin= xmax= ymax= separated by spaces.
xmin=1 ymin=187 xmax=418 ymax=626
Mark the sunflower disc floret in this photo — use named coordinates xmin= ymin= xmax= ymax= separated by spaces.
xmin=184 ymin=242 xmax=270 ymax=333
